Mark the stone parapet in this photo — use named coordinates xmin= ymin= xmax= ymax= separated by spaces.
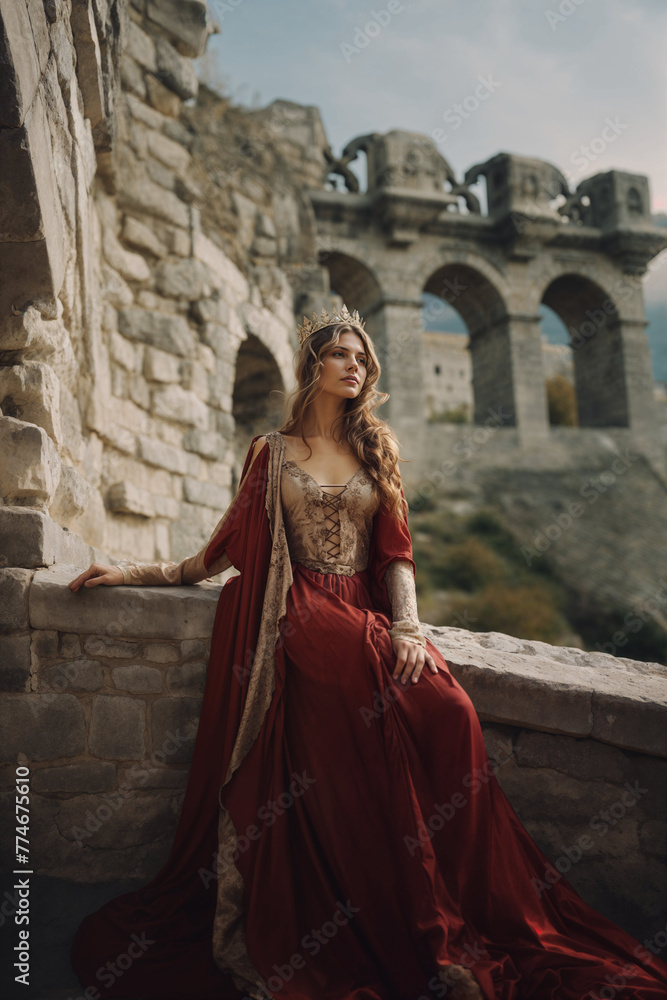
xmin=0 ymin=568 xmax=664 ymax=943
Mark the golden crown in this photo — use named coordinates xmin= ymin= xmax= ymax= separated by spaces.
xmin=296 ymin=304 xmax=366 ymax=347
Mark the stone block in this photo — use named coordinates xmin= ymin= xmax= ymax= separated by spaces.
xmin=182 ymin=429 xmax=226 ymax=460
xmin=110 ymin=329 xmax=141 ymax=371
xmin=0 ymin=694 xmax=85 ymax=760
xmin=122 ymin=215 xmax=167 ymax=258
xmin=154 ymin=33 xmax=198 ymax=100
xmin=50 ymin=464 xmax=105 ymax=545
xmin=0 ymin=361 xmax=62 ymax=446
xmin=112 ymin=664 xmax=163 ymax=694
xmin=118 ymin=308 xmax=194 ymax=357
xmin=89 ymin=695 xmax=146 ymax=759
xmin=192 ymin=297 xmax=229 ymax=325
xmin=84 ymin=637 xmax=141 ymax=659
xmin=56 ymin=789 xmax=174 ymax=849
xmin=101 ymin=262 xmax=134 ymax=308
xmin=138 ymin=434 xmax=198 ymax=475
xmin=70 ymin=0 xmax=105 ymax=130
xmin=31 ymin=629 xmax=59 ymax=659
xmin=192 ymin=231 xmax=249 ymax=302
xmin=102 ymin=228 xmax=151 ymax=283
xmin=151 ymin=696 xmax=202 ymax=763
xmin=145 ymin=0 xmax=211 ymax=58
xmin=155 ymin=258 xmax=211 ymax=301
xmin=144 ymin=345 xmax=182 ymax=383
xmin=180 ymin=638 xmax=208 ymax=661
xmin=60 ymin=633 xmax=82 ymax=658
xmin=107 ymin=480 xmax=155 ymax=518
xmin=119 ymin=171 xmax=190 ymax=229
xmin=0 ymin=0 xmax=45 ymax=128
xmin=513 ymin=729 xmax=631 ymax=784
xmin=120 ymin=763 xmax=189 ymax=789
xmin=0 ymin=634 xmax=31 ymax=692
xmin=146 ymin=128 xmax=191 ymax=174
xmin=152 ymin=384 xmax=208 ymax=428
xmin=183 ymin=477 xmax=223 ymax=508
xmin=592 ymin=691 xmax=667 ymax=759
xmin=126 ymin=19 xmax=156 ymax=72
xmin=145 ymin=74 xmax=181 ymax=117
xmin=40 ymin=659 xmax=104 ymax=693
xmin=180 ymin=358 xmax=209 ymax=399
xmin=151 ymin=494 xmax=180 ymax=520
xmin=166 ymin=661 xmax=206 ymax=696
xmin=120 ymin=52 xmax=147 ymax=99
xmin=31 ymin=762 xmax=117 ymax=794
xmin=427 ymin=626 xmax=667 ymax=756
xmin=30 ymin=564 xmax=220 ymax=640
xmin=144 ymin=643 xmax=179 ymax=663
xmin=0 ymin=416 xmax=60 ymax=507
xmin=0 ymin=569 xmax=32 ymax=631
xmin=168 ymin=226 xmax=191 ymax=256
xmin=0 ymin=508 xmax=82 ymax=570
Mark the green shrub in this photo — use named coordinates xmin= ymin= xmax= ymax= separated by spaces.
xmin=450 ymin=582 xmax=564 ymax=643
xmin=547 ymin=375 xmax=578 ymax=426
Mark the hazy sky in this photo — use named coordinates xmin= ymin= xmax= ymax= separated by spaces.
xmin=199 ymin=0 xmax=666 ymax=376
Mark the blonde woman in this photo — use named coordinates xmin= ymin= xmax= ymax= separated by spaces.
xmin=70 ymin=308 xmax=667 ymax=1000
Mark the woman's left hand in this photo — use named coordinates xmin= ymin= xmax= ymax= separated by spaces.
xmin=391 ymin=638 xmax=438 ymax=685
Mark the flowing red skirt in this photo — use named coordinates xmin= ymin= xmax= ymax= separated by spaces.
xmin=71 ymin=562 xmax=667 ymax=1000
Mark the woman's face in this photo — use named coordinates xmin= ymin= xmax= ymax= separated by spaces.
xmin=318 ymin=330 xmax=368 ymax=399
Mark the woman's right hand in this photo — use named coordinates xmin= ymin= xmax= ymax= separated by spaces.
xmin=68 ymin=564 xmax=124 ymax=591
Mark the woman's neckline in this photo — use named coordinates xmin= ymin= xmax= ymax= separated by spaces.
xmin=274 ymin=431 xmax=365 ymax=490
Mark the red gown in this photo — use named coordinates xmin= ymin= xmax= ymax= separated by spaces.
xmin=71 ymin=434 xmax=667 ymax=1000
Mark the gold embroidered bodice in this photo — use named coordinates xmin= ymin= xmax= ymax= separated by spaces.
xmin=280 ymin=458 xmax=380 ymax=577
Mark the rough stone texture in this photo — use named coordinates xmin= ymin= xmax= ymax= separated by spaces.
xmin=151 ymin=695 xmax=201 ymax=763
xmin=0 ymin=693 xmax=85 ymax=760
xmin=89 ymin=694 xmax=146 ymax=760
xmin=0 ymin=568 xmax=32 ymax=631
xmin=30 ymin=563 xmax=220 ymax=639
xmin=426 ymin=625 xmax=667 ymax=757
xmin=112 ymin=663 xmax=163 ymax=693
xmin=0 ymin=633 xmax=31 ymax=691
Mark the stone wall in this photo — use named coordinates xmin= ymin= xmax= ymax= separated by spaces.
xmin=0 ymin=0 xmax=305 ymax=579
xmin=0 ymin=568 xmax=665 ymax=995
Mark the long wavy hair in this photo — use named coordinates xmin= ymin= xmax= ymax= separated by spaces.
xmin=278 ymin=321 xmax=407 ymax=520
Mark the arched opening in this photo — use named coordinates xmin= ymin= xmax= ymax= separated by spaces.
xmin=318 ymin=251 xmax=383 ymax=328
xmin=232 ymin=335 xmax=284 ymax=477
xmin=421 ymin=291 xmax=471 ymax=423
xmin=541 ymin=274 xmax=626 ymax=427
xmin=539 ymin=304 xmax=578 ymax=426
xmin=423 ymin=264 xmax=513 ymax=426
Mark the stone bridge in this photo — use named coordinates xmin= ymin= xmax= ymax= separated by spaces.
xmin=292 ymin=130 xmax=667 ymax=458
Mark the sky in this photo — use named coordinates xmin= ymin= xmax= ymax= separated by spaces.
xmin=198 ymin=0 xmax=667 ymax=378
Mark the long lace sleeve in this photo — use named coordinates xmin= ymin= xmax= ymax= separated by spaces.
xmin=385 ymin=559 xmax=427 ymax=648
xmin=115 ymin=511 xmax=233 ymax=586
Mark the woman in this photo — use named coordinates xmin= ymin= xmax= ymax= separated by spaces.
xmin=69 ymin=308 xmax=667 ymax=1000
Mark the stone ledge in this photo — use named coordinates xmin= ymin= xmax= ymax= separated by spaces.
xmin=29 ymin=563 xmax=221 ymax=639
xmin=425 ymin=625 xmax=667 ymax=758
xmin=22 ymin=564 xmax=667 ymax=758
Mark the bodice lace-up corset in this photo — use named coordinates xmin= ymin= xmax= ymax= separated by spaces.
xmin=280 ymin=458 xmax=380 ymax=577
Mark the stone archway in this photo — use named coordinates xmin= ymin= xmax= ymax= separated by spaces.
xmin=232 ymin=334 xmax=285 ymax=474
xmin=423 ymin=263 xmax=545 ymax=434
xmin=541 ymin=273 xmax=650 ymax=428
xmin=315 ymin=249 xmax=384 ymax=346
